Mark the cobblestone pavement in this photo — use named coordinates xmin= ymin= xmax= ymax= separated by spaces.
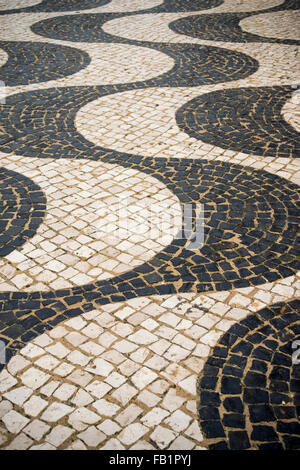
xmin=0 ymin=0 xmax=299 ymax=451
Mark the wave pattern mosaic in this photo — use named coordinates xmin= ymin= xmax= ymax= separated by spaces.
xmin=0 ymin=0 xmax=299 ymax=451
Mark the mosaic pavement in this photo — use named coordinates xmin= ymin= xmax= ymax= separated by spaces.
xmin=0 ymin=0 xmax=299 ymax=451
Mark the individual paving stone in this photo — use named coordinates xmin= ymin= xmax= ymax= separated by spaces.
xmin=92 ymin=399 xmax=120 ymax=417
xmin=138 ymin=390 xmax=161 ymax=408
xmin=2 ymin=410 xmax=29 ymax=434
xmin=128 ymin=329 xmax=158 ymax=345
xmin=29 ymin=443 xmax=56 ymax=450
xmin=53 ymin=364 xmax=75 ymax=378
xmin=115 ymin=404 xmax=143 ymax=427
xmin=45 ymin=343 xmax=70 ymax=359
xmin=164 ymin=410 xmax=192 ymax=432
xmin=97 ymin=419 xmax=121 ymax=436
xmin=39 ymin=381 xmax=60 ymax=397
xmin=71 ymin=390 xmax=94 ymax=407
xmin=101 ymin=438 xmax=125 ymax=450
xmin=80 ymin=341 xmax=104 ymax=356
xmin=67 ymin=351 xmax=91 ymax=366
xmin=86 ymin=381 xmax=112 ymax=399
xmin=7 ymin=356 xmax=30 ymax=376
xmin=77 ymin=426 xmax=106 ymax=447
xmin=34 ymin=355 xmax=60 ymax=371
xmin=53 ymin=384 xmax=77 ymax=401
xmin=0 ymin=401 xmax=13 ymax=419
xmin=111 ymin=383 xmax=138 ymax=406
xmin=20 ymin=344 xmax=45 ymax=359
xmin=20 ymin=368 xmax=50 ymax=390
xmin=68 ymin=370 xmax=93 ymax=387
xmin=198 ymin=301 xmax=300 ymax=450
xmin=141 ymin=407 xmax=169 ymax=427
xmin=164 ymin=345 xmax=190 ymax=362
xmin=68 ymin=408 xmax=101 ymax=431
xmin=85 ymin=358 xmax=114 ymax=376
xmin=23 ymin=396 xmax=48 ymax=417
xmin=3 ymin=386 xmax=33 ymax=406
xmin=65 ymin=332 xmax=87 ymax=347
xmin=161 ymin=389 xmax=186 ymax=412
xmin=23 ymin=419 xmax=50 ymax=441
xmin=66 ymin=439 xmax=87 ymax=450
xmin=105 ymin=372 xmax=127 ymax=388
xmin=169 ymin=436 xmax=195 ymax=450
xmin=130 ymin=440 xmax=156 ymax=450
xmin=45 ymin=425 xmax=74 ymax=448
xmin=150 ymin=425 xmax=177 ymax=449
xmin=185 ymin=421 xmax=203 ymax=441
xmin=118 ymin=423 xmax=148 ymax=446
xmin=131 ymin=367 xmax=158 ymax=389
xmin=41 ymin=403 xmax=74 ymax=422
xmin=4 ymin=432 xmax=33 ymax=450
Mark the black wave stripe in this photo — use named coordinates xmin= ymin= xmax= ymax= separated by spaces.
xmin=176 ymin=86 xmax=300 ymax=158
xmin=170 ymin=11 xmax=300 ymax=45
xmin=0 ymin=1 xmax=298 ymax=370
xmin=197 ymin=299 xmax=300 ymax=450
xmin=0 ymin=42 xmax=258 ymax=153
xmin=0 ymin=0 xmax=112 ymax=15
xmin=0 ymin=158 xmax=299 ymax=363
xmin=146 ymin=0 xmax=224 ymax=13
xmin=0 ymin=0 xmax=223 ymax=15
xmin=0 ymin=41 xmax=90 ymax=86
xmin=0 ymin=43 xmax=259 ymax=153
xmin=0 ymin=168 xmax=46 ymax=258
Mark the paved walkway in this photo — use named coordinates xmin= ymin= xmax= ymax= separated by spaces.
xmin=0 ymin=0 xmax=299 ymax=451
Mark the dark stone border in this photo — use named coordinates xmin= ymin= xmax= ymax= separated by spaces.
xmin=176 ymin=86 xmax=300 ymax=159
xmin=197 ymin=299 xmax=300 ymax=450
xmin=0 ymin=167 xmax=46 ymax=258
xmin=0 ymin=41 xmax=90 ymax=86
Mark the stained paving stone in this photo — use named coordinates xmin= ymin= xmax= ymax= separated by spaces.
xmin=0 ymin=0 xmax=299 ymax=452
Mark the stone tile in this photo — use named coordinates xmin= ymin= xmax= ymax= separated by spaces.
xmin=78 ymin=426 xmax=106 ymax=447
xmin=41 ymin=403 xmax=74 ymax=422
xmin=111 ymin=383 xmax=138 ymax=406
xmin=5 ymin=433 xmax=33 ymax=450
xmin=97 ymin=419 xmax=121 ymax=436
xmin=7 ymin=355 xmax=30 ymax=376
xmin=116 ymin=405 xmax=143 ymax=427
xmin=0 ymin=400 xmax=13 ymax=419
xmin=131 ymin=367 xmax=157 ymax=389
xmin=23 ymin=419 xmax=50 ymax=441
xmin=53 ymin=384 xmax=77 ymax=401
xmin=23 ymin=396 xmax=48 ymax=416
xmin=164 ymin=410 xmax=192 ymax=432
xmin=92 ymin=399 xmax=120 ymax=417
xmin=20 ymin=367 xmax=50 ymax=390
xmin=141 ymin=407 xmax=169 ymax=427
xmin=4 ymin=386 xmax=33 ymax=406
xmin=168 ymin=436 xmax=195 ymax=450
xmin=118 ymin=423 xmax=148 ymax=446
xmin=100 ymin=439 xmax=125 ymax=450
xmin=2 ymin=410 xmax=30 ymax=434
xmin=150 ymin=426 xmax=177 ymax=449
xmin=34 ymin=355 xmax=60 ymax=371
xmin=68 ymin=408 xmax=101 ymax=431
